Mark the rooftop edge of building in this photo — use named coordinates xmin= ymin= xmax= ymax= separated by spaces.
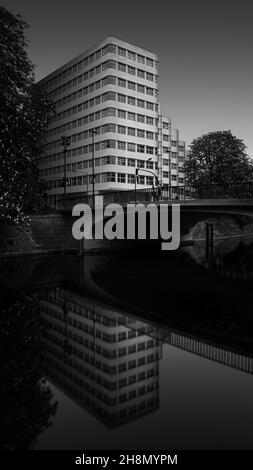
xmin=37 ymin=36 xmax=158 ymax=85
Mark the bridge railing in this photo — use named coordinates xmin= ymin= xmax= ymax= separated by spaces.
xmin=57 ymin=182 xmax=253 ymax=208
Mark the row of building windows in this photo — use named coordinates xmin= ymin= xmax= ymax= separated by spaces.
xmin=41 ymin=294 xmax=145 ymax=332
xmin=46 ymin=133 xmax=162 ymax=151
xmin=50 ymin=72 xmax=158 ymax=100
xmin=51 ymin=96 xmax=159 ymax=126
xmin=45 ymin=43 xmax=158 ymax=89
xmin=44 ymin=318 xmax=156 ymax=354
xmin=45 ymin=345 xmax=157 ymax=392
xmin=47 ymin=126 xmax=163 ymax=151
xmin=54 ymin=87 xmax=158 ymax=111
xmin=46 ymin=368 xmax=157 ymax=422
xmin=45 ymin=329 xmax=158 ymax=369
xmin=40 ymin=157 xmax=184 ymax=178
xmin=46 ymin=172 xmax=183 ymax=189
xmin=47 ymin=108 xmax=160 ymax=138
xmin=40 ymin=147 xmax=183 ymax=167
xmin=45 ymin=354 xmax=158 ymax=408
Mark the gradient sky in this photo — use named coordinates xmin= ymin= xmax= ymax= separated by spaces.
xmin=3 ymin=0 xmax=253 ymax=155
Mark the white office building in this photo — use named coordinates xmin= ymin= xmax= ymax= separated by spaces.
xmin=38 ymin=37 xmax=186 ymax=206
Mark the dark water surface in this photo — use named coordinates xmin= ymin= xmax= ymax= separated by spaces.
xmin=1 ymin=232 xmax=253 ymax=450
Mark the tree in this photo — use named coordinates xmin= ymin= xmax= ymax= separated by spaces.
xmin=185 ymin=131 xmax=253 ymax=190
xmin=0 ymin=7 xmax=54 ymax=225
xmin=0 ymin=293 xmax=57 ymax=450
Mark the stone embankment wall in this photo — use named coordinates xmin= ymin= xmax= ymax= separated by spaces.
xmin=0 ymin=214 xmax=77 ymax=257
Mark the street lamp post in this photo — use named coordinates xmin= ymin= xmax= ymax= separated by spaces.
xmin=92 ymin=129 xmax=98 ymax=207
xmin=61 ymin=135 xmax=70 ymax=207
xmin=135 ymin=167 xmax=139 ymax=205
xmin=135 ymin=158 xmax=160 ymax=203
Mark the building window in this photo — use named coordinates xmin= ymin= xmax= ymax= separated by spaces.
xmin=128 ymin=66 xmax=135 ymax=75
xmin=137 ymin=144 xmax=145 ymax=153
xmin=129 ymin=375 xmax=136 ymax=385
xmin=102 ymin=107 xmax=116 ymax=117
xmin=128 ymin=174 xmax=135 ymax=184
xmin=127 ymin=143 xmax=135 ymax=152
xmin=137 ymin=84 xmax=145 ymax=93
xmin=146 ymin=116 xmax=154 ymax=125
xmin=146 ymin=160 xmax=154 ymax=169
xmin=128 ymin=127 xmax=135 ymax=136
xmin=128 ymin=50 xmax=136 ymax=60
xmin=102 ymin=140 xmax=116 ymax=149
xmin=137 ymin=114 xmax=145 ymax=123
xmin=102 ymin=91 xmax=116 ymax=101
xmin=137 ymin=54 xmax=145 ymax=63
xmin=138 ymin=175 xmax=145 ymax=184
xmin=118 ymin=62 xmax=126 ymax=72
xmin=146 ymin=58 xmax=154 ymax=67
xmin=118 ymin=78 xmax=126 ymax=87
xmin=128 ymin=112 xmax=135 ymax=121
xmin=102 ymin=123 xmax=116 ymax=133
xmin=137 ymin=69 xmax=145 ymax=78
xmin=146 ymin=131 xmax=153 ymax=140
xmin=118 ymin=125 xmax=126 ymax=134
xmin=118 ymin=157 xmax=126 ymax=166
xmin=118 ymin=47 xmax=126 ymax=57
xmin=146 ymin=176 xmax=154 ymax=186
xmin=118 ymin=109 xmax=126 ymax=119
xmin=102 ymin=156 xmax=116 ymax=165
xmin=146 ymin=72 xmax=154 ymax=81
xmin=118 ymin=141 xmax=126 ymax=150
xmin=163 ymin=158 xmax=169 ymax=166
xmin=146 ymin=102 xmax=154 ymax=110
xmin=137 ymin=99 xmax=145 ymax=108
xmin=128 ymin=158 xmax=135 ymax=167
xmin=101 ymin=172 xmax=116 ymax=182
xmin=137 ymin=159 xmax=145 ymax=168
xmin=146 ymin=87 xmax=154 ymax=96
xmin=128 ymin=81 xmax=136 ymax=91
xmin=163 ymin=171 xmax=169 ymax=178
xmin=118 ymin=94 xmax=126 ymax=103
xmin=137 ymin=129 xmax=145 ymax=138
xmin=117 ymin=173 xmax=126 ymax=183
xmin=128 ymin=96 xmax=136 ymax=106
xmin=102 ymin=60 xmax=116 ymax=70
xmin=102 ymin=75 xmax=116 ymax=86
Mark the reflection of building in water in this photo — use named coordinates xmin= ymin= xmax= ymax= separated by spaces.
xmin=39 ymin=288 xmax=161 ymax=427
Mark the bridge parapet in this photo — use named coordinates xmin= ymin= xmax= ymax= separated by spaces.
xmin=57 ymin=182 xmax=253 ymax=210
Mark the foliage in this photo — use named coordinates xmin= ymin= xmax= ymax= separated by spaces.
xmin=0 ymin=7 xmax=54 ymax=225
xmin=185 ymin=131 xmax=253 ymax=189
xmin=0 ymin=292 xmax=57 ymax=450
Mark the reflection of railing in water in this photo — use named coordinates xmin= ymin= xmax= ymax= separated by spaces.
xmin=43 ymin=287 xmax=253 ymax=376
xmin=118 ymin=316 xmax=253 ymax=375
xmin=169 ymin=331 xmax=253 ymax=374
xmin=40 ymin=285 xmax=253 ymax=429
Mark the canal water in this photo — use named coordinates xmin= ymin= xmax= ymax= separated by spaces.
xmin=1 ymin=227 xmax=253 ymax=450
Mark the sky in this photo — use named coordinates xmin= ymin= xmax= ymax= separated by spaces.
xmin=3 ymin=0 xmax=253 ymax=155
